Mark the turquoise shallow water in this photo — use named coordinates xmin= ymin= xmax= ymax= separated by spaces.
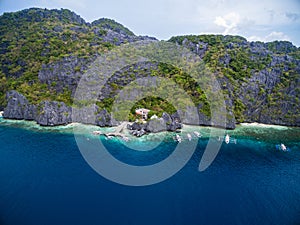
xmin=0 ymin=118 xmax=300 ymax=225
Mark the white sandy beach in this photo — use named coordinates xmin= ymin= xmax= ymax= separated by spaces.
xmin=0 ymin=117 xmax=296 ymax=143
xmin=240 ymin=122 xmax=289 ymax=130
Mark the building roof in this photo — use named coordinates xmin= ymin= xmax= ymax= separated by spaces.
xmin=135 ymin=108 xmax=150 ymax=115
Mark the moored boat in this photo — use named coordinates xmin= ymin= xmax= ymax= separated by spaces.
xmin=276 ymin=143 xmax=290 ymax=152
xmin=193 ymin=131 xmax=201 ymax=137
xmin=175 ymin=134 xmax=182 ymax=143
xmin=187 ymin=133 xmax=192 ymax=141
xmin=225 ymin=134 xmax=230 ymax=144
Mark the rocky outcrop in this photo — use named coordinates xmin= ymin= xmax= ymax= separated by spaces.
xmin=2 ymin=90 xmax=234 ymax=129
xmin=93 ymin=28 xmax=157 ymax=46
xmin=91 ymin=18 xmax=157 ymax=45
xmin=24 ymin=104 xmax=37 ymax=120
xmin=181 ymin=39 xmax=209 ymax=58
xmin=95 ymin=109 xmax=115 ymax=127
xmin=235 ymin=54 xmax=300 ymax=127
xmin=36 ymin=101 xmax=72 ymax=126
xmin=3 ymin=90 xmax=71 ymax=125
xmin=9 ymin=8 xmax=86 ymax=25
xmin=38 ymin=56 xmax=94 ymax=95
xmin=2 ymin=90 xmax=118 ymax=127
xmin=147 ymin=118 xmax=168 ymax=133
xmin=3 ymin=91 xmax=37 ymax=120
xmin=127 ymin=112 xmax=182 ymax=136
xmin=127 ymin=122 xmax=148 ymax=137
xmin=172 ymin=35 xmax=300 ymax=128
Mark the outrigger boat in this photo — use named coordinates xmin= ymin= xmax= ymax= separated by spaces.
xmin=193 ymin=131 xmax=201 ymax=137
xmin=187 ymin=133 xmax=192 ymax=141
xmin=224 ymin=134 xmax=237 ymax=144
xmin=225 ymin=134 xmax=230 ymax=144
xmin=175 ymin=134 xmax=182 ymax=143
xmin=276 ymin=143 xmax=290 ymax=152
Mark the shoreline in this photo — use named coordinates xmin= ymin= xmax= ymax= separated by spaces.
xmin=0 ymin=117 xmax=296 ymax=132
xmin=239 ymin=122 xmax=290 ymax=129
xmin=0 ymin=117 xmax=298 ymax=134
xmin=1 ymin=117 xmax=299 ymax=144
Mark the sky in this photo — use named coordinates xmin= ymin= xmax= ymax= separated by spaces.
xmin=0 ymin=0 xmax=300 ymax=46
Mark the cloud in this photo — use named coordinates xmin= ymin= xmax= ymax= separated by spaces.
xmin=248 ymin=31 xmax=290 ymax=42
xmin=214 ymin=12 xmax=240 ymax=34
xmin=285 ymin=12 xmax=300 ymax=21
xmin=265 ymin=31 xmax=291 ymax=41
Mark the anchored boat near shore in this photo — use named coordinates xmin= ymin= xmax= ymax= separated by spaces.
xmin=193 ymin=131 xmax=201 ymax=137
xmin=175 ymin=134 xmax=182 ymax=143
xmin=225 ymin=134 xmax=230 ymax=144
xmin=276 ymin=143 xmax=290 ymax=152
xmin=223 ymin=134 xmax=237 ymax=144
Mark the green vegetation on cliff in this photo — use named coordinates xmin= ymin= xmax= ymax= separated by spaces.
xmin=0 ymin=8 xmax=299 ymax=127
xmin=169 ymin=35 xmax=300 ymax=124
xmin=0 ymin=8 xmax=119 ymax=107
xmin=92 ymin=18 xmax=135 ymax=36
xmin=95 ymin=62 xmax=210 ymax=121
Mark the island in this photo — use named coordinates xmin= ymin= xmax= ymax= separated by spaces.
xmin=0 ymin=8 xmax=299 ymax=135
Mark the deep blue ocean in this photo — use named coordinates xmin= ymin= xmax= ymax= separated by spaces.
xmin=0 ymin=120 xmax=300 ymax=225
